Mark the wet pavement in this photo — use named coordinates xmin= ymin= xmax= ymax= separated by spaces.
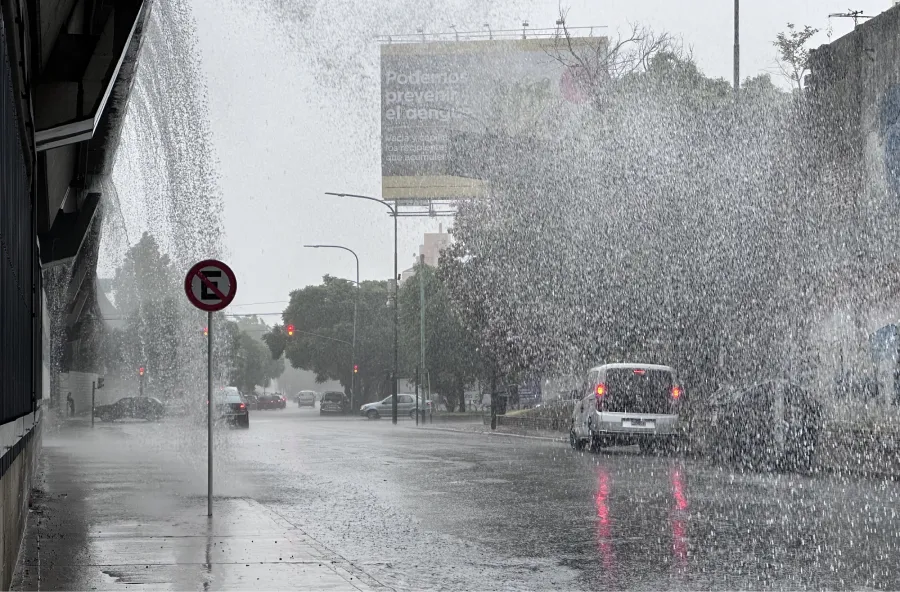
xmin=13 ymin=406 xmax=900 ymax=590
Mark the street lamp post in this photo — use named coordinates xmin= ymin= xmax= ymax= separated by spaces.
xmin=734 ymin=0 xmax=740 ymax=98
xmin=304 ymin=244 xmax=360 ymax=412
xmin=325 ymin=192 xmax=399 ymax=424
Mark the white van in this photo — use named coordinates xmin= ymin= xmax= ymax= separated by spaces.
xmin=570 ymin=363 xmax=683 ymax=453
xmin=296 ymin=390 xmax=316 ymax=408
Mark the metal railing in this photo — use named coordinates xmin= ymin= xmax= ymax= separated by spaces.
xmin=377 ymin=25 xmax=607 ymax=44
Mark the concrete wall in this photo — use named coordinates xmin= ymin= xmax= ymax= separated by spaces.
xmin=806 ymin=5 xmax=900 ymax=417
xmin=0 ymin=411 xmax=41 ymax=590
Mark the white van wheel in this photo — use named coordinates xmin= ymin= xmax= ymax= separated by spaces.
xmin=569 ymin=430 xmax=585 ymax=451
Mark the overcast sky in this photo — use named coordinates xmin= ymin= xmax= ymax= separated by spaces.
xmin=187 ymin=0 xmax=893 ymax=316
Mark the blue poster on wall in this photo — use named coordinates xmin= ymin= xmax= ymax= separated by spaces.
xmin=870 ymin=324 xmax=900 ymax=363
xmin=518 ymin=376 xmax=543 ymax=405
xmin=879 ymin=85 xmax=900 ymax=200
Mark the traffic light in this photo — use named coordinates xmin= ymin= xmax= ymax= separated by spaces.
xmin=203 ymin=326 xmax=208 ymax=336
xmin=353 ymin=364 xmax=358 ymax=374
xmin=287 ymin=324 xmax=294 ymax=337
xmin=139 ymin=367 xmax=145 ymax=377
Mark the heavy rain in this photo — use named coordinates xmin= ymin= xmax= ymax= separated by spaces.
xmin=3 ymin=0 xmax=900 ymax=590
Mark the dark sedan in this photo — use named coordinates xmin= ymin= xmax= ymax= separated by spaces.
xmin=320 ymin=391 xmax=351 ymax=415
xmin=257 ymin=394 xmax=286 ymax=410
xmin=95 ymin=397 xmax=165 ymax=422
xmin=701 ymin=380 xmax=822 ymax=472
xmin=214 ymin=391 xmax=249 ymax=428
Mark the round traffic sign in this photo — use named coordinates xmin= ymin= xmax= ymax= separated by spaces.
xmin=184 ymin=259 xmax=237 ymax=312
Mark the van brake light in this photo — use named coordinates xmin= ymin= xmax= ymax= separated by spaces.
xmin=595 ymin=383 xmax=606 ymax=398
xmin=671 ymin=385 xmax=682 ymax=400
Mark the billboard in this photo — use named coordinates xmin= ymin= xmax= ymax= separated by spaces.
xmin=380 ymin=37 xmax=606 ymax=200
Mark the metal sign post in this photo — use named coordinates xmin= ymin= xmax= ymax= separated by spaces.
xmin=184 ymin=259 xmax=237 ymax=518
xmin=207 ymin=310 xmax=212 ymax=517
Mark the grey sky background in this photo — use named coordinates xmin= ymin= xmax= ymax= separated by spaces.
xmin=181 ymin=0 xmax=891 ymax=315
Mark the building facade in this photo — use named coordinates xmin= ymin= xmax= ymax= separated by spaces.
xmin=0 ymin=1 xmax=150 ymax=585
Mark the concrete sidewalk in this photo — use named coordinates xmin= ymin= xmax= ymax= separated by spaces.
xmin=11 ymin=422 xmax=381 ymax=591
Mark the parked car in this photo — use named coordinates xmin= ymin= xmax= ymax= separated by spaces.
xmin=700 ymin=380 xmax=822 ymax=471
xmin=95 ymin=396 xmax=166 ymax=422
xmin=360 ymin=394 xmax=428 ymax=419
xmin=570 ymin=363 xmax=684 ymax=453
xmin=320 ymin=391 xmax=351 ymax=415
xmin=213 ymin=388 xmax=249 ymax=428
xmin=297 ymin=391 xmax=316 ymax=408
xmin=257 ymin=393 xmax=286 ymax=410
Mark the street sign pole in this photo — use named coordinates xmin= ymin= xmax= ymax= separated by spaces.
xmin=184 ymin=259 xmax=237 ymax=520
xmin=91 ymin=381 xmax=95 ymax=428
xmin=207 ymin=310 xmax=213 ymax=517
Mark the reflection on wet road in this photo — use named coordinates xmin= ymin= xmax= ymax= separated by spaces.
xmin=31 ymin=407 xmax=900 ymax=590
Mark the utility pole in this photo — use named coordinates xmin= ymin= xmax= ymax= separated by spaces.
xmin=419 ymin=254 xmax=426 ymax=416
xmin=392 ymin=202 xmax=398 ymax=425
xmin=733 ymin=0 xmax=740 ymax=98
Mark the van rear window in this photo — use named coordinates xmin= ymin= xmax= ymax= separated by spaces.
xmin=604 ymin=369 xmax=674 ymax=414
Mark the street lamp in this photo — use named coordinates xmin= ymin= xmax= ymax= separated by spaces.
xmin=325 ymin=191 xmax=399 ymax=424
xmin=305 ymin=244 xmax=360 ymax=412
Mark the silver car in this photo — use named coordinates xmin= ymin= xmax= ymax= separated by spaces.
xmin=361 ymin=394 xmax=429 ymax=419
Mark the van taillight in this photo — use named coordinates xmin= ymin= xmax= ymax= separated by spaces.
xmin=595 ymin=383 xmax=606 ymax=398
xmin=671 ymin=385 xmax=682 ymax=400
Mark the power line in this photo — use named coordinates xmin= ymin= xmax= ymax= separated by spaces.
xmin=228 ymin=300 xmax=290 ymax=308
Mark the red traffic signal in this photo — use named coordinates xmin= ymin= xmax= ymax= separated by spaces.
xmin=353 ymin=364 xmax=358 ymax=374
xmin=203 ymin=326 xmax=208 ymax=336
xmin=286 ymin=324 xmax=294 ymax=337
xmin=139 ymin=367 xmax=145 ymax=376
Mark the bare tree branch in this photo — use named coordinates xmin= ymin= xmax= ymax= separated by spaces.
xmin=545 ymin=16 xmax=685 ymax=107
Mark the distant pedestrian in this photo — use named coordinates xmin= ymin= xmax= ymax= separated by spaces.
xmin=67 ymin=392 xmax=75 ymax=417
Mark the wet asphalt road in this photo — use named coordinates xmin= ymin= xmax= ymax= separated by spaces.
xmin=23 ymin=405 xmax=900 ymax=590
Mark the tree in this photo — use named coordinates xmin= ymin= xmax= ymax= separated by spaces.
xmin=222 ymin=316 xmax=285 ymax=393
xmin=548 ymin=17 xmax=686 ymax=109
xmin=103 ymin=232 xmax=194 ymax=394
xmin=265 ymin=276 xmax=393 ymax=403
xmin=399 ymin=262 xmax=482 ymax=412
xmin=227 ymin=329 xmax=269 ymax=393
xmin=102 ymin=233 xmax=280 ymax=398
xmin=774 ymin=23 xmax=819 ymax=92
xmin=233 ymin=315 xmax=285 ymax=386
xmin=442 ymin=49 xmax=821 ymax=404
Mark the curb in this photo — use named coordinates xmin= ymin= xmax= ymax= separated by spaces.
xmin=418 ymin=425 xmax=566 ymax=442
